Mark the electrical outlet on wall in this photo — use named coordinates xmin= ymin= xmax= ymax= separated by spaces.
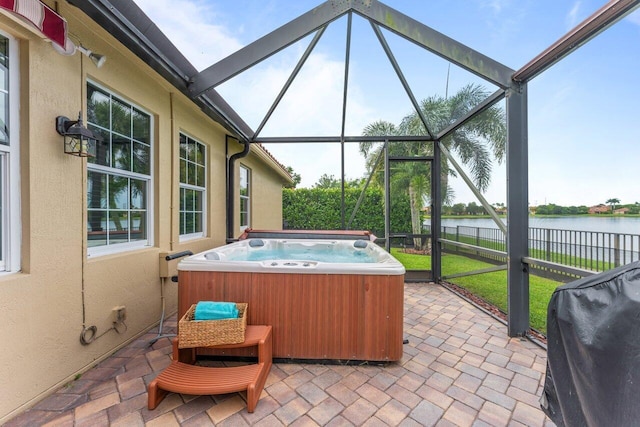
xmin=112 ymin=306 xmax=126 ymax=323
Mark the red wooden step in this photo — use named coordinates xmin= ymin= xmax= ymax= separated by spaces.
xmin=148 ymin=325 xmax=272 ymax=413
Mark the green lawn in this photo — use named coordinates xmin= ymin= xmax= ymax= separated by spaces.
xmin=391 ymin=248 xmax=560 ymax=334
xmin=391 ymin=249 xmax=432 ymax=269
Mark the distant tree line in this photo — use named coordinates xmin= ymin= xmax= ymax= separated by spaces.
xmin=533 ymin=204 xmax=590 ymax=215
xmin=534 ymin=202 xmax=640 ymax=215
xmin=443 ymin=202 xmax=490 ymax=216
xmin=441 ymin=202 xmax=640 ymax=216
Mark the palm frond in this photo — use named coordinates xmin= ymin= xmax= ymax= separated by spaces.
xmin=359 ymin=83 xmax=507 ymax=208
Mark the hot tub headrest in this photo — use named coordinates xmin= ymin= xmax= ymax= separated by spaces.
xmin=204 ymin=252 xmax=220 ymax=260
xmin=353 ymin=240 xmax=368 ymax=249
xmin=249 ymin=239 xmax=265 ymax=247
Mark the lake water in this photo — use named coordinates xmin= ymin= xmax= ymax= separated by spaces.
xmin=437 ymin=216 xmax=640 ymax=235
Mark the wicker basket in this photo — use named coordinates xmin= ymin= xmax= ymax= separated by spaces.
xmin=178 ymin=302 xmax=247 ymax=348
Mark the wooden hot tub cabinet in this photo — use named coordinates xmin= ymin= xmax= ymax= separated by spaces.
xmin=178 ymin=271 xmax=404 ymax=362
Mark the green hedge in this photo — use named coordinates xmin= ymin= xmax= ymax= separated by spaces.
xmin=282 ymin=187 xmax=412 ymax=235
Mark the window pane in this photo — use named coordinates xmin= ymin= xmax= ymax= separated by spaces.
xmin=112 ymin=134 xmax=131 ymax=170
xmin=109 ymin=175 xmax=129 ymax=209
xmin=188 ymin=140 xmax=196 ymax=162
xmin=240 ymin=212 xmax=248 ymax=227
xmin=130 ymin=178 xmax=146 ymax=209
xmin=185 ymin=189 xmax=194 ymax=211
xmin=0 ymin=36 xmax=6 ymax=60
xmin=87 ymin=171 xmax=107 ymax=208
xmin=87 ymin=210 xmax=107 ymax=246
xmin=194 ymin=190 xmax=203 ymax=211
xmin=187 ymin=163 xmax=196 ymax=186
xmin=180 ymin=212 xmax=186 ymax=235
xmin=179 ymin=134 xmax=187 ymax=160
xmin=88 ymin=125 xmax=110 ymax=166
xmin=87 ymin=85 xmax=110 ymax=129
xmin=194 ymin=212 xmax=202 ymax=233
xmin=0 ymin=41 xmax=6 ymax=145
xmin=179 ymin=187 xmax=185 ymax=210
xmin=196 ymin=143 xmax=205 ymax=166
xmin=239 ymin=167 xmax=248 ymax=190
xmin=185 ymin=212 xmax=194 ymax=234
xmin=0 ymin=92 xmax=7 ymax=144
xmin=109 ymin=211 xmax=129 ymax=243
xmin=132 ymin=108 xmax=150 ymax=143
xmin=0 ymin=37 xmax=7 ymax=89
xmin=0 ymin=66 xmax=5 ymax=92
xmin=111 ymin=98 xmax=131 ymax=136
xmin=130 ymin=211 xmax=146 ymax=241
xmin=180 ymin=158 xmax=187 ymax=184
xmin=196 ymin=165 xmax=205 ymax=187
xmin=133 ymin=141 xmax=150 ymax=174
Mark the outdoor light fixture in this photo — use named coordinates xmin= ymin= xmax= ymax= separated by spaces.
xmin=55 ymin=112 xmax=101 ymax=157
xmin=51 ymin=38 xmax=107 ymax=68
xmin=76 ymin=45 xmax=106 ymax=68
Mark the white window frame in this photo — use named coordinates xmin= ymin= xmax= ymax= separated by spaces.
xmin=86 ymin=81 xmax=154 ymax=257
xmin=0 ymin=31 xmax=20 ymax=274
xmin=239 ymin=165 xmax=250 ymax=231
xmin=179 ymin=132 xmax=207 ymax=241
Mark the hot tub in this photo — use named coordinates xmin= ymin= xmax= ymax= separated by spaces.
xmin=177 ymin=230 xmax=405 ymax=362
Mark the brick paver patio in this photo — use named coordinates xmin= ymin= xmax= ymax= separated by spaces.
xmin=4 ymin=282 xmax=554 ymax=426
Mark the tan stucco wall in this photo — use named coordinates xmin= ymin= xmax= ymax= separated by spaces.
xmin=232 ymin=147 xmax=289 ymax=236
xmin=0 ymin=2 xmax=288 ymax=422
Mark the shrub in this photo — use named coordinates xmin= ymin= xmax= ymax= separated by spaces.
xmin=282 ymin=187 xmax=411 ymax=234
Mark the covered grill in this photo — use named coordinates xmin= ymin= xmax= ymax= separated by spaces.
xmin=541 ymin=260 xmax=640 ymax=426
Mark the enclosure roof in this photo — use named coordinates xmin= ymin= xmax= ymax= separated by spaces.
xmin=68 ymin=0 xmax=518 ymax=144
xmin=186 ymin=0 xmax=515 ymax=96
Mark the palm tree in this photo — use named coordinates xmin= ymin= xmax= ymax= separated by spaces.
xmin=360 ymin=83 xmax=506 ymax=248
xmin=606 ymin=198 xmax=620 ymax=213
xmin=360 ymin=121 xmax=432 ymax=248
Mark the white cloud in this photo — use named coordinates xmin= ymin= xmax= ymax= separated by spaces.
xmin=212 ymin=48 xmax=380 ymax=187
xmin=566 ymin=1 xmax=583 ymax=30
xmin=478 ymin=0 xmax=511 ymax=14
xmin=132 ymin=0 xmax=243 ymax=70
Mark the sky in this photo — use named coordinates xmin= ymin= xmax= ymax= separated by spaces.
xmin=132 ymin=0 xmax=640 ymax=208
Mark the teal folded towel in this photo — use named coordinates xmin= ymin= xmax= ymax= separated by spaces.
xmin=194 ymin=301 xmax=238 ymax=321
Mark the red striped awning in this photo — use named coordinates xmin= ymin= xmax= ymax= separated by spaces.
xmin=0 ymin=0 xmax=67 ymax=48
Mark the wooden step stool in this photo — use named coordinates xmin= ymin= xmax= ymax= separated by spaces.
xmin=147 ymin=325 xmax=272 ymax=412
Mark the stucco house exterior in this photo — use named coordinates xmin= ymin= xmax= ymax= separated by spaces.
xmin=588 ymin=204 xmax=610 ymax=214
xmin=0 ymin=1 xmax=292 ymax=421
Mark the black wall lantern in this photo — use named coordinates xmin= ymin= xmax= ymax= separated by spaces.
xmin=55 ymin=112 xmax=101 ymax=157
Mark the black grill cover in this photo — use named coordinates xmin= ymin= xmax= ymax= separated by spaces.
xmin=541 ymin=260 xmax=640 ymax=427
